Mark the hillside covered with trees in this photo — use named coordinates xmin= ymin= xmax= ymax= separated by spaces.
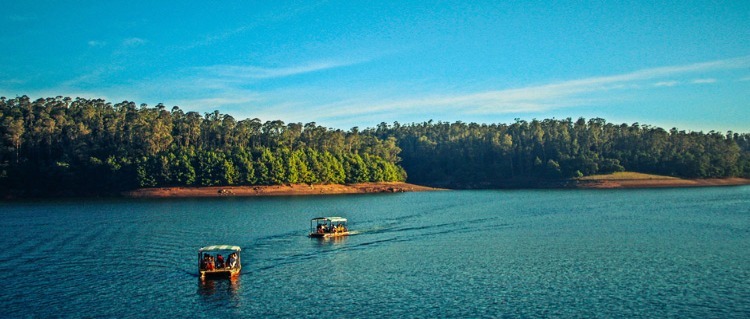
xmin=368 ymin=118 xmax=750 ymax=187
xmin=1 ymin=96 xmax=749 ymax=196
xmin=0 ymin=96 xmax=405 ymax=196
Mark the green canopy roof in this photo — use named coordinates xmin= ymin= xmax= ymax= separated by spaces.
xmin=199 ymin=245 xmax=241 ymax=252
xmin=311 ymin=217 xmax=347 ymax=223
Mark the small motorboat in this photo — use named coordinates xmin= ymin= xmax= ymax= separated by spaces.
xmin=198 ymin=245 xmax=241 ymax=279
xmin=309 ymin=217 xmax=350 ymax=238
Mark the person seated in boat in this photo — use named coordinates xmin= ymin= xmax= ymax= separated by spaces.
xmin=216 ymin=254 xmax=225 ymax=269
xmin=206 ymin=255 xmax=215 ymax=271
xmin=203 ymin=254 xmax=213 ymax=270
xmin=227 ymin=253 xmax=237 ymax=268
xmin=317 ymin=224 xmax=325 ymax=234
xmin=200 ymin=254 xmax=208 ymax=270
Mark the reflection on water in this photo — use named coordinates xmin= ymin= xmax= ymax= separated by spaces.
xmin=197 ymin=277 xmax=243 ymax=310
xmin=197 ymin=277 xmax=240 ymax=297
xmin=310 ymin=235 xmax=349 ymax=246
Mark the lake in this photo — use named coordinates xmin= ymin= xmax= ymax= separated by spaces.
xmin=1 ymin=187 xmax=749 ymax=318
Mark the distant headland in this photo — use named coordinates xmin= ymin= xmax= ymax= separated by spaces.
xmin=574 ymin=172 xmax=750 ymax=189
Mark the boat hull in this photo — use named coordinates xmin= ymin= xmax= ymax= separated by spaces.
xmin=309 ymin=231 xmax=350 ymax=238
xmin=200 ymin=267 xmax=240 ymax=279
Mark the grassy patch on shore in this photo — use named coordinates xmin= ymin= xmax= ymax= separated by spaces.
xmin=578 ymin=172 xmax=681 ymax=181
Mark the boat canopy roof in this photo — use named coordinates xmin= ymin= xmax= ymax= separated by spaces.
xmin=199 ymin=245 xmax=241 ymax=252
xmin=311 ymin=216 xmax=347 ymax=223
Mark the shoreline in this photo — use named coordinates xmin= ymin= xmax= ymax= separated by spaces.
xmin=575 ymin=177 xmax=750 ymax=189
xmin=574 ymin=172 xmax=750 ymax=189
xmin=5 ymin=175 xmax=748 ymax=200
xmin=121 ymin=176 xmax=750 ymax=199
xmin=122 ymin=182 xmax=442 ymax=198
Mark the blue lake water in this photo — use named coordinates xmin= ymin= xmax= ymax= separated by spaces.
xmin=1 ymin=187 xmax=749 ymax=318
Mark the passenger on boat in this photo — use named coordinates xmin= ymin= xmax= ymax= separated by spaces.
xmin=200 ymin=255 xmax=208 ymax=270
xmin=317 ymin=224 xmax=325 ymax=234
xmin=216 ymin=254 xmax=225 ymax=269
xmin=206 ymin=255 xmax=215 ymax=271
xmin=227 ymin=253 xmax=237 ymax=268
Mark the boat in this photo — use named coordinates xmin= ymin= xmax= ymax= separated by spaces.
xmin=309 ymin=217 xmax=350 ymax=238
xmin=198 ymin=245 xmax=241 ymax=279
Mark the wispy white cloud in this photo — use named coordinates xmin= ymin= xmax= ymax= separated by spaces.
xmin=88 ymin=40 xmax=106 ymax=48
xmin=199 ymin=59 xmax=368 ymax=80
xmin=183 ymin=25 xmax=256 ymax=50
xmin=302 ymin=55 xmax=750 ymax=120
xmin=133 ymin=55 xmax=749 ymax=126
xmin=180 ymin=2 xmax=326 ymax=50
xmin=0 ymin=78 xmax=27 ymax=85
xmin=655 ymin=81 xmax=679 ymax=87
xmin=692 ymin=78 xmax=716 ymax=84
xmin=122 ymin=37 xmax=146 ymax=47
xmin=58 ymin=37 xmax=150 ymax=88
xmin=19 ymin=55 xmax=749 ymax=129
xmin=61 ymin=65 xmax=125 ymax=88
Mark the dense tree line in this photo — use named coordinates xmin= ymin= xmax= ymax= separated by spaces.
xmin=367 ymin=118 xmax=750 ymax=187
xmin=2 ymin=96 xmax=749 ymax=195
xmin=0 ymin=96 xmax=405 ymax=196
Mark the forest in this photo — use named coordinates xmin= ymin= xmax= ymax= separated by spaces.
xmin=369 ymin=118 xmax=750 ymax=187
xmin=1 ymin=95 xmax=749 ymax=196
xmin=0 ymin=96 xmax=405 ymax=196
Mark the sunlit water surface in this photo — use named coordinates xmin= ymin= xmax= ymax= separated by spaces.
xmin=1 ymin=187 xmax=749 ymax=318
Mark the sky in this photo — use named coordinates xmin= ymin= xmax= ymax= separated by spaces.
xmin=1 ymin=0 xmax=749 ymax=132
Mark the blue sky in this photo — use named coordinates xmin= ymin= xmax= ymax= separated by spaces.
xmin=1 ymin=1 xmax=749 ymax=132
